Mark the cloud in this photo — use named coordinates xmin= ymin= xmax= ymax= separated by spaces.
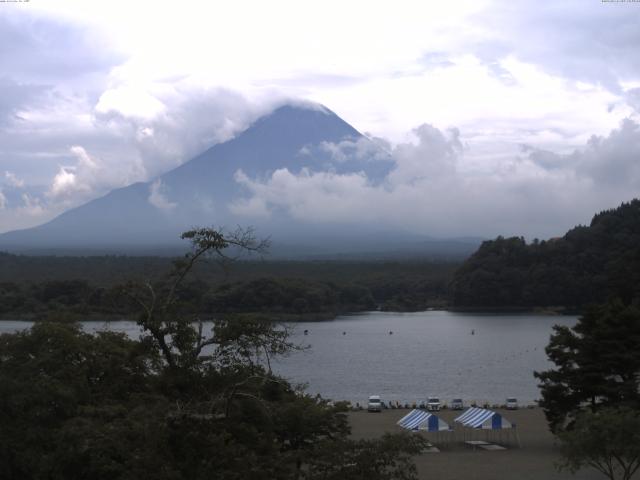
xmin=94 ymin=84 xmax=266 ymax=177
xmin=0 ymin=190 xmax=6 ymax=210
xmin=69 ymin=145 xmax=98 ymax=170
xmin=148 ymin=179 xmax=177 ymax=211
xmin=389 ymin=124 xmax=463 ymax=185
xmin=520 ymin=144 xmax=567 ymax=171
xmin=46 ymin=146 xmax=106 ymax=201
xmin=472 ymin=1 xmax=640 ymax=95
xmin=0 ymin=77 xmax=50 ymax=126
xmin=49 ymin=167 xmax=81 ymax=198
xmin=485 ymin=61 xmax=518 ymax=87
xmin=4 ymin=172 xmax=24 ymax=188
xmin=626 ymin=88 xmax=640 ymax=113
xmin=582 ymin=119 xmax=640 ymax=185
xmin=232 ymin=168 xmax=375 ymax=222
xmin=416 ymin=52 xmax=456 ymax=70
xmin=20 ymin=193 xmax=45 ymax=217
xmin=526 ymin=118 xmax=640 ymax=187
xmin=318 ymin=136 xmax=391 ymax=163
xmin=232 ymin=118 xmax=640 ymax=239
xmin=96 ymin=85 xmax=167 ymax=120
xmin=0 ymin=10 xmax=123 ymax=83
xmin=0 ymin=72 xmax=271 ymax=232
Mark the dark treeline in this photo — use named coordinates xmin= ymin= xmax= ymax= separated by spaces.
xmin=451 ymin=199 xmax=640 ymax=309
xmin=0 ymin=256 xmax=457 ymax=320
xmin=4 ymin=199 xmax=640 ymax=318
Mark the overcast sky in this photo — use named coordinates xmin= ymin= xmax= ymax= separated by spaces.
xmin=1 ymin=0 xmax=640 ymax=238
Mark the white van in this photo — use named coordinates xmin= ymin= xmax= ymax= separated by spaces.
xmin=368 ymin=395 xmax=383 ymax=412
xmin=427 ymin=397 xmax=441 ymax=411
xmin=506 ymin=398 xmax=518 ymax=410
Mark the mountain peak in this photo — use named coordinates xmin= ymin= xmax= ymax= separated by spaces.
xmin=241 ymin=101 xmax=358 ymax=149
xmin=0 ymin=102 xmax=392 ymax=251
xmin=270 ymin=100 xmax=333 ymax=115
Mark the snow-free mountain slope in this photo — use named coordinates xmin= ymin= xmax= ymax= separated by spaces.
xmin=0 ymin=104 xmax=398 ymax=251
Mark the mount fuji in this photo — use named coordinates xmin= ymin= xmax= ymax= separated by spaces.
xmin=0 ymin=103 xmax=479 ymax=257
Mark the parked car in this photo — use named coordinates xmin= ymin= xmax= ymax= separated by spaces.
xmin=426 ymin=397 xmax=441 ymax=411
xmin=450 ymin=398 xmax=464 ymax=410
xmin=506 ymin=397 xmax=518 ymax=410
xmin=368 ymin=395 xmax=383 ymax=412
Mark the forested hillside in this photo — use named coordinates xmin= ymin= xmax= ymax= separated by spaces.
xmin=450 ymin=199 xmax=640 ymax=308
xmin=0 ymin=255 xmax=456 ymax=320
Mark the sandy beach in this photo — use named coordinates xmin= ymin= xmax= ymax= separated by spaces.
xmin=348 ymin=407 xmax=632 ymax=480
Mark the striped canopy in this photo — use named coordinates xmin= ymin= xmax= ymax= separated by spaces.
xmin=397 ymin=409 xmax=451 ymax=432
xmin=454 ymin=407 xmax=514 ymax=430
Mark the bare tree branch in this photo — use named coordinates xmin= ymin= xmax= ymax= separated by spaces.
xmin=120 ymin=226 xmax=281 ymax=371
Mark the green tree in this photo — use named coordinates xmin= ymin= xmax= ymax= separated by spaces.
xmin=557 ymin=407 xmax=640 ymax=480
xmin=451 ymin=199 xmax=640 ymax=308
xmin=305 ymin=433 xmax=425 ymax=480
xmin=534 ymin=300 xmax=640 ymax=432
xmin=0 ymin=322 xmax=160 ymax=480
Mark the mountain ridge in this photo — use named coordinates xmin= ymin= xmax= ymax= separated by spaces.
xmin=0 ymin=102 xmax=479 ymax=258
xmin=1 ymin=104 xmax=371 ymax=245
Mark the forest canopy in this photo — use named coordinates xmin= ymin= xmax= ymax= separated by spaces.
xmin=450 ymin=199 xmax=640 ymax=309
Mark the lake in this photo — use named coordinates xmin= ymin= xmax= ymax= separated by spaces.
xmin=1 ymin=311 xmax=576 ymax=406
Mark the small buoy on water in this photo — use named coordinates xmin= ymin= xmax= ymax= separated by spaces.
xmin=342 ymin=331 xmax=346 ymax=335
xmin=389 ymin=331 xmax=393 ymax=335
xmin=471 ymin=329 xmax=475 ymax=335
xmin=303 ymin=329 xmax=309 ymax=335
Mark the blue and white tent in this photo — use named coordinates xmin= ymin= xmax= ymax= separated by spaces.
xmin=454 ymin=407 xmax=514 ymax=430
xmin=397 ymin=409 xmax=451 ymax=432
xmin=454 ymin=407 xmax=521 ymax=448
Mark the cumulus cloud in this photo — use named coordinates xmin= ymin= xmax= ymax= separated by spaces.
xmin=20 ymin=193 xmax=45 ymax=217
xmin=49 ymin=167 xmax=81 ymax=198
xmin=46 ymin=146 xmax=108 ymax=201
xmin=232 ymin=118 xmax=640 ymax=239
xmin=389 ymin=125 xmax=463 ymax=185
xmin=96 ymin=85 xmax=167 ymax=120
xmin=228 ymin=187 xmax=271 ymax=219
xmin=0 ymin=75 xmax=271 ymax=232
xmin=232 ymin=168 xmax=376 ymax=222
xmin=94 ymin=84 xmax=266 ymax=177
xmin=0 ymin=191 xmax=58 ymax=233
xmin=317 ymin=135 xmax=391 ymax=163
xmin=148 ymin=179 xmax=177 ymax=211
xmin=525 ymin=118 xmax=640 ymax=187
xmin=4 ymin=171 xmax=25 ymax=188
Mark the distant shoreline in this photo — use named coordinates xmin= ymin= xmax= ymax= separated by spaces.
xmin=0 ymin=306 xmax=582 ymax=323
xmin=447 ymin=306 xmax=582 ymax=315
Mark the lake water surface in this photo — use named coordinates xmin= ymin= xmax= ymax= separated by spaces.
xmin=1 ymin=311 xmax=576 ymax=406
